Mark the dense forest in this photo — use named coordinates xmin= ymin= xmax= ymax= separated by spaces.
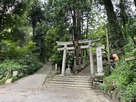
xmin=0 ymin=0 xmax=136 ymax=101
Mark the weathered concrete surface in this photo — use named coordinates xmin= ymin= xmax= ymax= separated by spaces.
xmin=0 ymin=63 xmax=52 ymax=91
xmin=0 ymin=63 xmax=110 ymax=102
xmin=0 ymin=86 xmax=110 ymax=102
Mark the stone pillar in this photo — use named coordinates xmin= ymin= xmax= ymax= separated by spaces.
xmin=55 ymin=63 xmax=57 ymax=71
xmin=61 ymin=44 xmax=67 ymax=76
xmin=66 ymin=63 xmax=71 ymax=75
xmin=79 ymin=56 xmax=82 ymax=70
xmin=89 ymin=42 xmax=94 ymax=77
xmin=82 ymin=56 xmax=85 ymax=64
xmin=74 ymin=56 xmax=77 ymax=66
xmin=96 ymin=46 xmax=104 ymax=76
xmin=73 ymin=56 xmax=77 ymax=73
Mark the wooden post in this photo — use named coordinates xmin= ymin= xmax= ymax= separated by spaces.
xmin=61 ymin=44 xmax=67 ymax=76
xmin=89 ymin=41 xmax=94 ymax=77
xmin=106 ymin=29 xmax=110 ymax=66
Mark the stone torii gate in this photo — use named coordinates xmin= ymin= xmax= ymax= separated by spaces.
xmin=56 ymin=39 xmax=100 ymax=76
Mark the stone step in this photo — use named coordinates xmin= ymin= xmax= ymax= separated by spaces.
xmin=44 ymin=85 xmax=91 ymax=89
xmin=50 ymin=77 xmax=92 ymax=87
xmin=56 ymin=75 xmax=90 ymax=78
xmin=44 ymin=75 xmax=92 ymax=89
xmin=53 ymin=78 xmax=91 ymax=82
xmin=54 ymin=76 xmax=90 ymax=80
xmin=54 ymin=77 xmax=90 ymax=80
xmin=52 ymin=80 xmax=91 ymax=83
xmin=44 ymin=83 xmax=92 ymax=89
xmin=48 ymin=81 xmax=92 ymax=85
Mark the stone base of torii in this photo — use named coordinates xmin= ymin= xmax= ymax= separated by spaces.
xmin=56 ymin=39 xmax=104 ymax=77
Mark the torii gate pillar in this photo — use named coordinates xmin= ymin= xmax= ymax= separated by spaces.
xmin=89 ymin=41 xmax=94 ymax=77
xmin=61 ymin=44 xmax=67 ymax=76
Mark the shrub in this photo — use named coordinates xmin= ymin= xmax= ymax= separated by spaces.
xmin=0 ymin=57 xmax=42 ymax=84
xmin=0 ymin=40 xmax=21 ymax=59
xmin=121 ymin=83 xmax=136 ymax=102
xmin=17 ymin=54 xmax=42 ymax=75
xmin=0 ymin=60 xmax=23 ymax=84
xmin=104 ymin=60 xmax=136 ymax=101
xmin=0 ymin=40 xmax=42 ymax=85
xmin=23 ymin=41 xmax=36 ymax=55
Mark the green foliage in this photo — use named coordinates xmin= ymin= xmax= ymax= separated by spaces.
xmin=17 ymin=54 xmax=42 ymax=75
xmin=44 ymin=25 xmax=71 ymax=72
xmin=50 ymin=51 xmax=63 ymax=65
xmin=0 ymin=40 xmax=22 ymax=59
xmin=125 ymin=20 xmax=136 ymax=44
xmin=123 ymin=38 xmax=134 ymax=52
xmin=0 ymin=60 xmax=22 ymax=71
xmin=44 ymin=24 xmax=70 ymax=61
xmin=104 ymin=60 xmax=136 ymax=101
xmin=0 ymin=55 xmax=41 ymax=84
xmin=121 ymin=83 xmax=136 ymax=102
xmin=0 ymin=0 xmax=32 ymax=41
xmin=28 ymin=0 xmax=45 ymax=35
xmin=88 ymin=26 xmax=105 ymax=38
xmin=0 ymin=40 xmax=36 ymax=60
xmin=0 ymin=60 xmax=23 ymax=84
xmin=23 ymin=41 xmax=36 ymax=54
xmin=88 ymin=26 xmax=106 ymax=45
xmin=0 ymin=40 xmax=41 ymax=84
xmin=122 ymin=38 xmax=136 ymax=57
xmin=103 ymin=66 xmax=111 ymax=77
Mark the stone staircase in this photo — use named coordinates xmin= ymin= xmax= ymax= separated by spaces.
xmin=44 ymin=75 xmax=92 ymax=89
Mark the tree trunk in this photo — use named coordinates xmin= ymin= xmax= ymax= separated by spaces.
xmin=102 ymin=0 xmax=124 ymax=48
xmin=72 ymin=9 xmax=77 ymax=40
xmin=77 ymin=10 xmax=82 ymax=40
xmin=0 ymin=4 xmax=6 ymax=30
xmin=40 ymin=36 xmax=45 ymax=62
xmin=119 ymin=0 xmax=128 ymax=40
xmin=131 ymin=36 xmax=136 ymax=47
xmin=86 ymin=12 xmax=89 ymax=39
xmin=134 ymin=0 xmax=136 ymax=7
xmin=119 ymin=0 xmax=128 ymax=27
xmin=32 ymin=22 xmax=36 ymax=42
xmin=81 ymin=11 xmax=84 ymax=37
xmin=72 ymin=8 xmax=80 ymax=65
